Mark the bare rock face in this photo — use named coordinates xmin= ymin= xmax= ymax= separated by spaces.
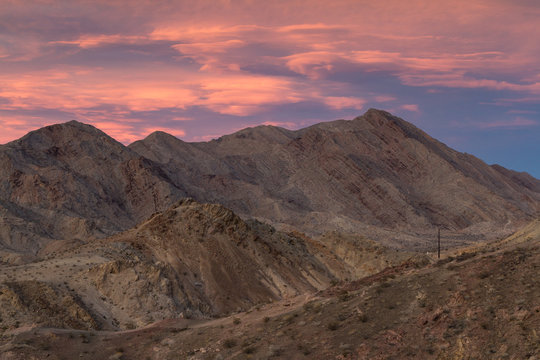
xmin=131 ymin=109 xmax=540 ymax=241
xmin=0 ymin=121 xmax=185 ymax=254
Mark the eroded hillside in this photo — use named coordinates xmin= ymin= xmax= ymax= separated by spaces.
xmin=0 ymin=199 xmax=414 ymax=336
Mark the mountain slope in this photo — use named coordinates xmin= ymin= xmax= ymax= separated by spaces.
xmin=130 ymin=109 xmax=540 ymax=242
xmin=0 ymin=121 xmax=185 ymax=254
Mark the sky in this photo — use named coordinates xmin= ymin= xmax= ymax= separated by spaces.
xmin=0 ymin=0 xmax=539 ymax=176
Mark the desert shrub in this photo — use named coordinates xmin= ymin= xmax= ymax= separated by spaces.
xmin=456 ymin=252 xmax=477 ymax=262
xmin=338 ymin=291 xmax=350 ymax=302
xmin=302 ymin=301 xmax=314 ymax=312
xmin=478 ymin=271 xmax=490 ymax=279
xmin=327 ymin=322 xmax=339 ymax=331
xmin=297 ymin=344 xmax=311 ymax=355
xmin=223 ymin=339 xmax=237 ymax=348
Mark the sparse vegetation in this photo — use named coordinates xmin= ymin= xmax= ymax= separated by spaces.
xmin=223 ymin=339 xmax=237 ymax=348
xmin=327 ymin=321 xmax=339 ymax=331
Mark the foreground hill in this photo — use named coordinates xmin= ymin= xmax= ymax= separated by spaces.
xmin=2 ymin=214 xmax=538 ymax=359
xmin=131 ymin=109 xmax=540 ymax=242
xmin=0 ymin=199 xmax=410 ymax=333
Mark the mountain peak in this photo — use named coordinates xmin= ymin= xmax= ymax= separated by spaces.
xmin=8 ymin=120 xmax=124 ymax=153
xmin=64 ymin=119 xmax=89 ymax=127
xmin=143 ymin=130 xmax=183 ymax=144
xmin=364 ymin=108 xmax=394 ymax=117
xmin=356 ymin=108 xmax=401 ymax=125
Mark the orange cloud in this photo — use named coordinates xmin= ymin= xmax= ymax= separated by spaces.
xmin=199 ymin=76 xmax=301 ymax=115
xmin=52 ymin=34 xmax=148 ymax=48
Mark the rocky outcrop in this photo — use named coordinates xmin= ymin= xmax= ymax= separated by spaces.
xmin=102 ymin=199 xmax=336 ymax=320
xmin=0 ymin=280 xmax=99 ymax=330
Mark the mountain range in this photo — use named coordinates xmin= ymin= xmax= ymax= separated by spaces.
xmin=1 ymin=109 xmax=539 ymax=258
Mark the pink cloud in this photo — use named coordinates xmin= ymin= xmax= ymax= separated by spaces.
xmin=323 ymin=96 xmax=365 ymax=110
xmin=0 ymin=127 xmax=32 ymax=144
xmin=477 ymin=117 xmax=537 ymax=129
xmin=375 ymin=95 xmax=396 ymax=103
xmin=401 ymin=104 xmax=419 ymax=112
xmin=276 ymin=23 xmax=347 ymax=33
xmin=51 ymin=34 xmax=148 ymax=48
xmin=506 ymin=110 xmax=537 ymax=114
xmin=400 ymin=73 xmax=540 ymax=93
xmin=284 ymin=51 xmax=339 ymax=79
xmin=351 ymin=50 xmax=402 ymax=64
xmin=0 ymin=116 xmax=58 ymax=144
xmin=172 ymin=40 xmax=245 ymax=71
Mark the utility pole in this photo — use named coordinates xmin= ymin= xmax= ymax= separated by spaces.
xmin=437 ymin=227 xmax=441 ymax=259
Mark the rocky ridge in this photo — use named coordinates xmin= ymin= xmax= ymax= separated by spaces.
xmin=131 ymin=109 xmax=540 ymax=244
